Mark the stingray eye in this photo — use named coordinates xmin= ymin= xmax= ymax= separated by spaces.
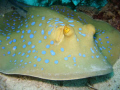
xmin=63 ymin=26 xmax=70 ymax=34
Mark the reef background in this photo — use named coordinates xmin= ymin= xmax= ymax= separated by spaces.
xmin=0 ymin=0 xmax=120 ymax=90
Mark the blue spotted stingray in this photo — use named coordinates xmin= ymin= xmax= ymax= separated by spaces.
xmin=0 ymin=6 xmax=120 ymax=80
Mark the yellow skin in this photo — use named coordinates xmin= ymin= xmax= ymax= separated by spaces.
xmin=63 ymin=25 xmax=70 ymax=34
xmin=51 ymin=5 xmax=120 ymax=65
xmin=0 ymin=6 xmax=119 ymax=80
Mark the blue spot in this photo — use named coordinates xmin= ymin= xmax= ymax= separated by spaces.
xmin=94 ymin=36 xmax=96 ymax=39
xmin=30 ymin=34 xmax=34 ymax=38
xmin=13 ymin=39 xmax=16 ymax=42
xmin=69 ymin=24 xmax=74 ymax=27
xmin=25 ymin=22 xmax=28 ymax=24
xmin=64 ymin=57 xmax=68 ymax=60
xmin=26 ymin=25 xmax=28 ymax=28
xmin=8 ymin=51 xmax=11 ymax=54
xmin=42 ymin=51 xmax=46 ymax=54
xmin=46 ymin=45 xmax=50 ymax=48
xmin=74 ymin=64 xmax=76 ymax=66
xmin=34 ymin=56 xmax=37 ymax=59
xmin=38 ymin=40 xmax=42 ymax=43
xmin=79 ymin=28 xmax=82 ymax=30
xmin=7 ymin=23 xmax=10 ymax=26
xmin=79 ymin=32 xmax=81 ymax=34
xmin=104 ymin=56 xmax=107 ymax=59
xmin=28 ymin=41 xmax=32 ymax=45
xmin=106 ymin=36 xmax=109 ymax=39
xmin=22 ymin=53 xmax=25 ymax=56
xmin=32 ymin=49 xmax=36 ymax=53
xmin=39 ymin=23 xmax=42 ymax=26
xmin=55 ymin=18 xmax=59 ymax=21
xmin=23 ymin=39 xmax=25 ymax=42
xmin=91 ymin=56 xmax=94 ymax=58
xmin=31 ymin=22 xmax=35 ymax=26
xmin=83 ymin=54 xmax=86 ymax=57
xmin=37 ymin=57 xmax=41 ymax=62
xmin=95 ymin=40 xmax=98 ymax=43
xmin=44 ymin=36 xmax=47 ymax=39
xmin=54 ymin=60 xmax=58 ymax=64
xmin=102 ymin=46 xmax=106 ymax=49
xmin=37 ymin=15 xmax=39 ymax=17
xmin=13 ymin=46 xmax=17 ymax=50
xmin=22 ymin=30 xmax=25 ymax=33
xmin=29 ymin=61 xmax=31 ymax=63
xmin=33 ymin=64 xmax=37 ymax=67
xmin=31 ymin=45 xmax=35 ymax=49
xmin=61 ymin=48 xmax=64 ymax=52
xmin=73 ymin=57 xmax=76 ymax=62
xmin=47 ymin=21 xmax=50 ymax=23
xmin=50 ymin=50 xmax=55 ymax=56
xmin=45 ymin=59 xmax=49 ymax=63
xmin=99 ymin=38 xmax=101 ymax=41
xmin=49 ymin=18 xmax=53 ymax=20
xmin=42 ymin=17 xmax=45 ymax=20
xmin=7 ymin=36 xmax=10 ymax=39
xmin=12 ymin=53 xmax=16 ymax=57
xmin=41 ymin=30 xmax=44 ymax=35
xmin=48 ymin=31 xmax=51 ymax=35
xmin=31 ymin=15 xmax=34 ymax=18
xmin=18 ymin=52 xmax=21 ymax=55
xmin=68 ymin=55 xmax=71 ymax=57
xmin=18 ymin=25 xmax=20 ymax=28
xmin=96 ymin=55 xmax=99 ymax=58
xmin=7 ymin=33 xmax=11 ymax=35
xmin=101 ymin=42 xmax=103 ymax=44
xmin=23 ymin=44 xmax=26 ymax=48
xmin=60 ymin=24 xmax=65 ymax=26
xmin=21 ymin=35 xmax=24 ymax=38
xmin=26 ymin=55 xmax=29 ymax=57
xmin=3 ymin=54 xmax=5 ymax=56
xmin=2 ymin=47 xmax=5 ymax=49
xmin=90 ymin=48 xmax=95 ymax=53
xmin=107 ymin=41 xmax=109 ymax=43
xmin=99 ymin=47 xmax=102 ymax=50
xmin=25 ymin=19 xmax=27 ymax=22
xmin=24 ymin=62 xmax=27 ymax=65
xmin=28 ymin=50 xmax=31 ymax=53
xmin=79 ymin=53 xmax=81 ymax=56
xmin=27 ymin=29 xmax=31 ymax=33
xmin=77 ymin=38 xmax=79 ymax=41
xmin=50 ymin=41 xmax=54 ymax=44
xmin=34 ymin=31 xmax=37 ymax=33
xmin=82 ymin=34 xmax=86 ymax=37
xmin=41 ymin=68 xmax=43 ymax=70
xmin=68 ymin=20 xmax=74 ymax=23
xmin=49 ymin=24 xmax=54 ymax=27
xmin=16 ymin=30 xmax=20 ymax=33
xmin=102 ymin=32 xmax=105 ymax=34
xmin=14 ymin=60 xmax=17 ymax=62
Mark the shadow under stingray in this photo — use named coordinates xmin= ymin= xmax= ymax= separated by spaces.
xmin=0 ymin=71 xmax=114 ymax=88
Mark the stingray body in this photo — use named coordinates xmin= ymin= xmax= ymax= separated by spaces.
xmin=0 ymin=6 xmax=120 ymax=80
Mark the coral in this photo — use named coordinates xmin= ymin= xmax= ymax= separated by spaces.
xmin=93 ymin=0 xmax=120 ymax=31
xmin=76 ymin=5 xmax=99 ymax=16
